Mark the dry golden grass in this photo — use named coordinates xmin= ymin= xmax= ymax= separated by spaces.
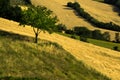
xmin=0 ymin=18 xmax=120 ymax=80
xmin=31 ymin=0 xmax=120 ymax=41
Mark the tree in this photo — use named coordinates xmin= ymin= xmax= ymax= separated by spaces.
xmin=115 ymin=32 xmax=120 ymax=43
xmin=0 ymin=0 xmax=11 ymax=18
xmin=92 ymin=30 xmax=103 ymax=40
xmin=102 ymin=32 xmax=110 ymax=41
xmin=56 ymin=24 xmax=67 ymax=32
xmin=20 ymin=6 xmax=58 ymax=43
xmin=73 ymin=27 xmax=92 ymax=38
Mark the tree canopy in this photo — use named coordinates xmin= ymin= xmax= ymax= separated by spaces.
xmin=20 ymin=6 xmax=58 ymax=43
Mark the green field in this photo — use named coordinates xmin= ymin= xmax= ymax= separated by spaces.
xmin=88 ymin=38 xmax=120 ymax=51
xmin=0 ymin=30 xmax=110 ymax=80
xmin=58 ymin=32 xmax=120 ymax=51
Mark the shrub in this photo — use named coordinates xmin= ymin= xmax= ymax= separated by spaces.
xmin=70 ymin=35 xmax=76 ymax=39
xmin=56 ymin=24 xmax=67 ymax=32
xmin=80 ymin=36 xmax=88 ymax=42
xmin=67 ymin=2 xmax=73 ymax=7
xmin=73 ymin=26 xmax=92 ymax=38
xmin=113 ymin=46 xmax=119 ymax=51
xmin=92 ymin=30 xmax=103 ymax=40
xmin=65 ymin=29 xmax=74 ymax=34
xmin=0 ymin=0 xmax=22 ymax=22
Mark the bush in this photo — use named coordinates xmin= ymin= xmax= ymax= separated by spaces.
xmin=67 ymin=2 xmax=73 ymax=7
xmin=92 ymin=30 xmax=103 ymax=40
xmin=70 ymin=35 xmax=76 ymax=39
xmin=113 ymin=46 xmax=119 ymax=51
xmin=80 ymin=36 xmax=88 ymax=42
xmin=0 ymin=0 xmax=22 ymax=22
xmin=56 ymin=24 xmax=67 ymax=32
xmin=73 ymin=27 xmax=92 ymax=38
xmin=65 ymin=29 xmax=74 ymax=34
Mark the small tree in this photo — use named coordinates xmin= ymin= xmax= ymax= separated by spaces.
xmin=20 ymin=6 xmax=58 ymax=43
xmin=115 ymin=32 xmax=120 ymax=43
xmin=102 ymin=32 xmax=110 ymax=41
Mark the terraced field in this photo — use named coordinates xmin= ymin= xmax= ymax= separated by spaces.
xmin=0 ymin=18 xmax=120 ymax=80
xmin=31 ymin=0 xmax=120 ymax=40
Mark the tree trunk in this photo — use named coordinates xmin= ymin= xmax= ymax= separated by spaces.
xmin=35 ymin=33 xmax=38 ymax=43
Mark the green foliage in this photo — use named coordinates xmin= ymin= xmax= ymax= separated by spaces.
xmin=67 ymin=2 xmax=120 ymax=32
xmin=65 ymin=29 xmax=74 ymax=34
xmin=56 ymin=24 xmax=67 ymax=32
xmin=88 ymin=38 xmax=120 ymax=51
xmin=80 ymin=36 xmax=88 ymax=42
xmin=115 ymin=33 xmax=120 ymax=43
xmin=102 ymin=32 xmax=110 ymax=41
xmin=92 ymin=30 xmax=103 ymax=40
xmin=0 ymin=31 xmax=111 ymax=80
xmin=113 ymin=46 xmax=119 ymax=51
xmin=10 ymin=0 xmax=31 ymax=5
xmin=20 ymin=6 xmax=58 ymax=43
xmin=0 ymin=0 xmax=22 ymax=22
xmin=65 ymin=26 xmax=110 ymax=41
xmin=58 ymin=31 xmax=120 ymax=51
xmin=74 ymin=27 xmax=92 ymax=38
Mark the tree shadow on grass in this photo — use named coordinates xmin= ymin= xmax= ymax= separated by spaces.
xmin=0 ymin=30 xmax=34 ymax=42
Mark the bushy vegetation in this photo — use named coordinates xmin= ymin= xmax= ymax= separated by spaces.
xmin=67 ymin=2 xmax=120 ymax=32
xmin=56 ymin=24 xmax=67 ymax=32
xmin=0 ymin=0 xmax=22 ymax=22
xmin=0 ymin=0 xmax=31 ymax=22
xmin=0 ymin=30 xmax=111 ymax=80
xmin=58 ymin=32 xmax=120 ymax=51
xmin=10 ymin=0 xmax=31 ymax=5
xmin=64 ymin=26 xmax=111 ymax=41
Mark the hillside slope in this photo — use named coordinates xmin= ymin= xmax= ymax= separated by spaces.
xmin=0 ymin=18 xmax=120 ymax=80
xmin=31 ymin=0 xmax=120 ymax=40
xmin=0 ymin=31 xmax=110 ymax=80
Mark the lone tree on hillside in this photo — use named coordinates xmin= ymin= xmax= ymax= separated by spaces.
xmin=20 ymin=6 xmax=58 ymax=43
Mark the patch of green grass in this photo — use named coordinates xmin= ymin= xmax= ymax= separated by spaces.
xmin=58 ymin=32 xmax=120 ymax=51
xmin=88 ymin=38 xmax=120 ymax=51
xmin=0 ymin=30 xmax=111 ymax=80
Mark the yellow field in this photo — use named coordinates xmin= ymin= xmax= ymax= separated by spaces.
xmin=31 ymin=0 xmax=120 ymax=41
xmin=0 ymin=18 xmax=120 ymax=80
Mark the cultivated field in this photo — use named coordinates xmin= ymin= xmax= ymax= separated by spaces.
xmin=0 ymin=18 xmax=120 ymax=80
xmin=31 ymin=0 xmax=120 ymax=40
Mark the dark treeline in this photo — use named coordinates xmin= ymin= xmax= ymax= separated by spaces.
xmin=104 ymin=0 xmax=120 ymax=9
xmin=67 ymin=2 xmax=120 ymax=32
xmin=69 ymin=27 xmax=111 ymax=41
xmin=10 ymin=0 xmax=31 ymax=5
xmin=0 ymin=0 xmax=31 ymax=22
xmin=57 ymin=24 xmax=120 ymax=43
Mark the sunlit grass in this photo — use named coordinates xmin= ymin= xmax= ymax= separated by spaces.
xmin=0 ymin=31 xmax=110 ymax=80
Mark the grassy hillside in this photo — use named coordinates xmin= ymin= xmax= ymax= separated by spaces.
xmin=31 ymin=0 xmax=120 ymax=40
xmin=0 ymin=30 xmax=110 ymax=80
xmin=0 ymin=18 xmax=120 ymax=80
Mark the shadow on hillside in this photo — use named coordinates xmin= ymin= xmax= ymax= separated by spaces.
xmin=62 ymin=5 xmax=73 ymax=10
xmin=92 ymin=0 xmax=120 ymax=16
xmin=0 ymin=30 xmax=34 ymax=42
